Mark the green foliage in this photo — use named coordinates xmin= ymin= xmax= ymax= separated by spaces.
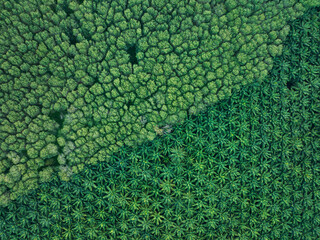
xmin=0 ymin=0 xmax=318 ymax=202
xmin=0 ymin=7 xmax=320 ymax=239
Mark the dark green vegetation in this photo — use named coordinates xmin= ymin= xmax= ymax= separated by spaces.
xmin=1 ymin=7 xmax=319 ymax=239
xmin=1 ymin=0 xmax=318 ymax=203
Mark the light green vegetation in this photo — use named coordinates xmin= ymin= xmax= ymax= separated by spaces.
xmin=0 ymin=0 xmax=319 ymax=204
